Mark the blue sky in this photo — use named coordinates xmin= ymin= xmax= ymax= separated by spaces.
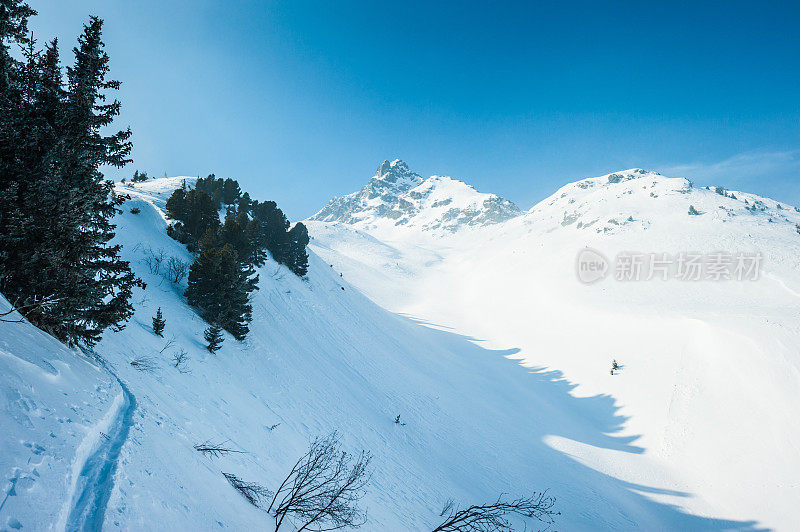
xmin=27 ymin=0 xmax=799 ymax=219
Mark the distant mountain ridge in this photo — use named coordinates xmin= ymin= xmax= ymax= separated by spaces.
xmin=310 ymin=159 xmax=522 ymax=232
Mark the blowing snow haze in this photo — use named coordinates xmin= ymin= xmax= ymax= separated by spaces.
xmin=2 ymin=1 xmax=799 ymax=531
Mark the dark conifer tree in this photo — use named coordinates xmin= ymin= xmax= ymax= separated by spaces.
xmin=166 ymin=188 xmax=219 ymax=251
xmin=198 ymin=224 xmax=221 ymax=252
xmin=251 ymin=200 xmax=289 ymax=262
xmin=152 ymin=307 xmax=165 ymax=336
xmin=237 ymin=191 xmax=251 ymax=214
xmin=185 ymin=245 xmax=256 ymax=340
xmin=204 ymin=323 xmax=223 ymax=353
xmin=284 ymin=223 xmax=310 ymax=276
xmin=222 ymin=177 xmax=241 ymax=205
xmin=0 ymin=10 xmax=141 ymax=346
xmin=217 ymin=211 xmax=252 ymax=261
xmin=165 ymin=187 xmax=187 ymax=223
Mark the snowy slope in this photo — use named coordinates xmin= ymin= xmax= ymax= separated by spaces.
xmin=310 ymin=159 xmax=522 ymax=234
xmin=308 ymin=167 xmax=800 ymax=530
xmin=0 ymin=175 xmax=768 ymax=531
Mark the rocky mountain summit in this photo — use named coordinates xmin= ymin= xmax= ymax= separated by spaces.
xmin=310 ymin=159 xmax=522 ymax=232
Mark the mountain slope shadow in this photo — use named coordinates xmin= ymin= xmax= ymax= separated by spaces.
xmin=395 ymin=317 xmax=762 ymax=530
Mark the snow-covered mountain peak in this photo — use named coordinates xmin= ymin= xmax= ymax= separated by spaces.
xmin=374 ymin=158 xmax=419 ymax=187
xmin=520 ymin=166 xmax=800 ymax=244
xmin=309 ymin=160 xmax=522 ymax=234
xmin=567 ymin=168 xmax=666 ymax=191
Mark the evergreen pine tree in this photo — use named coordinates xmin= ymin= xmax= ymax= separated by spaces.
xmin=284 ymin=223 xmax=309 ymax=277
xmin=222 ymin=177 xmax=241 ymax=205
xmin=152 ymin=307 xmax=165 ymax=336
xmin=237 ymin=191 xmax=252 ymax=214
xmin=251 ymin=200 xmax=289 ymax=262
xmin=185 ymin=245 xmax=256 ymax=340
xmin=0 ymin=11 xmax=142 ymax=346
xmin=165 ymin=188 xmax=219 ymax=250
xmin=131 ymin=169 xmax=147 ymax=182
xmin=204 ymin=323 xmax=223 ymax=353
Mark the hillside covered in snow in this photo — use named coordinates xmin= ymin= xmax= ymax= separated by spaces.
xmin=1 ymin=163 xmax=799 ymax=532
xmin=308 ymin=163 xmax=800 ymax=531
xmin=2 ymin=170 xmax=785 ymax=531
xmin=0 ymin=173 xmax=763 ymax=531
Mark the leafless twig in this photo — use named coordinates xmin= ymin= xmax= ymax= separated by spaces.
xmin=440 ymin=499 xmax=454 ymax=517
xmin=194 ymin=440 xmax=245 ymax=458
xmin=0 ymin=296 xmax=61 ymax=323
xmin=223 ymin=472 xmax=272 ymax=507
xmin=268 ymin=431 xmax=372 ymax=531
xmin=159 ymin=337 xmax=176 ymax=355
xmin=165 ymin=256 xmax=189 ymax=284
xmin=129 ymin=355 xmax=158 ymax=373
xmin=432 ymin=492 xmax=559 ymax=532
xmin=172 ymin=348 xmax=190 ymax=373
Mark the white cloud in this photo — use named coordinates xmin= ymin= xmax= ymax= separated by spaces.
xmin=660 ymin=150 xmax=800 ymax=184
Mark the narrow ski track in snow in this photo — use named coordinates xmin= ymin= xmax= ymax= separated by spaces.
xmin=64 ymin=353 xmax=136 ymax=532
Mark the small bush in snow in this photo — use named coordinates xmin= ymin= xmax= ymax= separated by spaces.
xmin=142 ymin=247 xmax=166 ymax=275
xmin=165 ymin=256 xmax=189 ymax=284
xmin=172 ymin=348 xmax=190 ymax=373
xmin=268 ymin=432 xmax=372 ymax=531
xmin=194 ymin=440 xmax=244 ymax=458
xmin=432 ymin=492 xmax=559 ymax=531
xmin=152 ymin=307 xmax=165 ymax=336
xmin=204 ymin=324 xmax=223 ymax=353
xmin=223 ymin=472 xmax=271 ymax=508
xmin=129 ymin=355 xmax=158 ymax=373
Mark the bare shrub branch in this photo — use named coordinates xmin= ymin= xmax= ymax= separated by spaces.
xmin=432 ymin=492 xmax=559 ymax=532
xmin=158 ymin=337 xmax=176 ymax=355
xmin=172 ymin=348 xmax=190 ymax=373
xmin=194 ymin=440 xmax=245 ymax=458
xmin=129 ymin=355 xmax=158 ymax=373
xmin=440 ymin=498 xmax=454 ymax=517
xmin=223 ymin=472 xmax=272 ymax=507
xmin=165 ymin=256 xmax=189 ymax=284
xmin=141 ymin=246 xmax=166 ymax=275
xmin=271 ymin=266 xmax=285 ymax=281
xmin=0 ymin=296 xmax=61 ymax=323
xmin=268 ymin=432 xmax=372 ymax=531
